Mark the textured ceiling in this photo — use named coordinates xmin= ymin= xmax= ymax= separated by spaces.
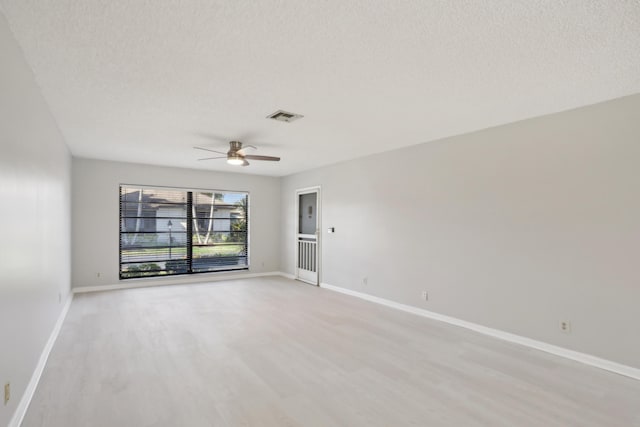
xmin=1 ymin=1 xmax=639 ymax=176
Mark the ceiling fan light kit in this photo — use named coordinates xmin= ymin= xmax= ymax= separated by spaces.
xmin=227 ymin=155 xmax=244 ymax=166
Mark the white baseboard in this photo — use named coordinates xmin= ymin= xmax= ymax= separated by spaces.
xmin=73 ymin=271 xmax=286 ymax=294
xmin=319 ymin=282 xmax=640 ymax=381
xmin=9 ymin=293 xmax=74 ymax=427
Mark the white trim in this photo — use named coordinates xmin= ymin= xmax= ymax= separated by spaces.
xmin=297 ymin=233 xmax=316 ymax=239
xmin=73 ymin=271 xmax=285 ymax=293
xmin=9 ymin=294 xmax=74 ymax=427
xmin=294 ymin=185 xmax=323 ymax=194
xmin=119 ymin=182 xmax=251 ymax=196
xmin=296 ymin=277 xmax=318 ymax=286
xmin=319 ymin=282 xmax=640 ymax=381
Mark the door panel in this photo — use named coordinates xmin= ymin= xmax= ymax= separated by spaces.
xmin=296 ymin=189 xmax=319 ymax=285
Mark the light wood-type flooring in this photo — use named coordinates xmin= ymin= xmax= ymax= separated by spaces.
xmin=23 ymin=277 xmax=640 ymax=426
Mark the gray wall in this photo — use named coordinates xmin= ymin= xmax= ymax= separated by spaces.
xmin=72 ymin=158 xmax=281 ymax=289
xmin=281 ymin=94 xmax=640 ymax=369
xmin=0 ymin=13 xmax=72 ymax=426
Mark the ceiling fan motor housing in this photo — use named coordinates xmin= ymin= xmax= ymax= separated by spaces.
xmin=229 ymin=140 xmax=243 ymax=154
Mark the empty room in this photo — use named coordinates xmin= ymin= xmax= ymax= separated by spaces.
xmin=1 ymin=1 xmax=639 ymax=426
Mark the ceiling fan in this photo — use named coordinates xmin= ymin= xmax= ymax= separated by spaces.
xmin=194 ymin=140 xmax=281 ymax=166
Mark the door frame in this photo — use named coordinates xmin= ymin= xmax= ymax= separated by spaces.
xmin=294 ymin=186 xmax=321 ymax=285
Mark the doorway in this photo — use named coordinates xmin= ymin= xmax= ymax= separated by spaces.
xmin=295 ymin=187 xmax=320 ymax=285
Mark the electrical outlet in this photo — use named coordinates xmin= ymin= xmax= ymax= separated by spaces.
xmin=362 ymin=277 xmax=368 ymax=286
xmin=96 ymin=272 xmax=101 ymax=278
xmin=4 ymin=382 xmax=9 ymax=405
xmin=421 ymin=291 xmax=428 ymax=301
xmin=560 ymin=320 xmax=572 ymax=334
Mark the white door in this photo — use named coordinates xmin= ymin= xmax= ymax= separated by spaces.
xmin=295 ymin=187 xmax=320 ymax=285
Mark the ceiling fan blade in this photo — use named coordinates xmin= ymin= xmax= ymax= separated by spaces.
xmin=198 ymin=156 xmax=226 ymax=161
xmin=241 ymin=160 xmax=250 ymax=167
xmin=194 ymin=146 xmax=227 ymax=155
xmin=237 ymin=145 xmax=257 ymax=155
xmin=243 ymin=154 xmax=280 ymax=162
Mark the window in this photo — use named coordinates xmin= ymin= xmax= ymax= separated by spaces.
xmin=119 ymin=185 xmax=248 ymax=279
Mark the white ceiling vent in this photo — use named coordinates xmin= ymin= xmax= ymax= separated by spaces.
xmin=266 ymin=110 xmax=304 ymax=123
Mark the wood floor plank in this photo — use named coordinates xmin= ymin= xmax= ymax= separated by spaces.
xmin=21 ymin=277 xmax=640 ymax=427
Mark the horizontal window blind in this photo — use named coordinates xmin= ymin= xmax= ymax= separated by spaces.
xmin=119 ymin=185 xmax=248 ymax=279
